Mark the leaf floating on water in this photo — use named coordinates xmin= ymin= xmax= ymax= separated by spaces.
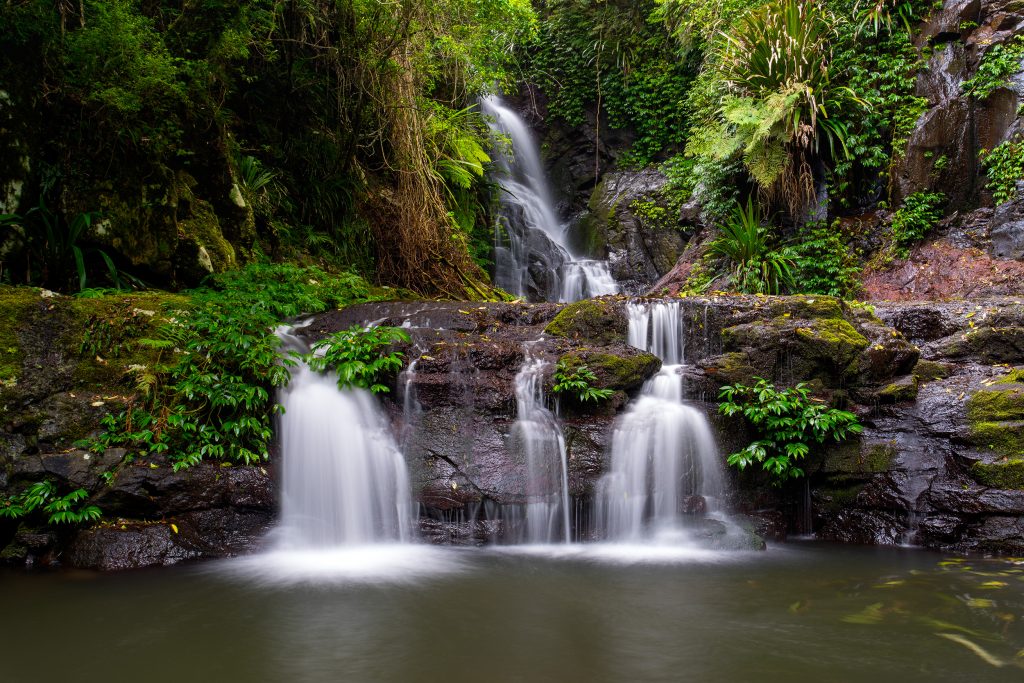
xmin=788 ymin=600 xmax=810 ymax=614
xmin=966 ymin=598 xmax=996 ymax=609
xmin=842 ymin=602 xmax=885 ymax=624
xmin=980 ymin=581 xmax=1008 ymax=589
xmin=874 ymin=579 xmax=906 ymax=589
xmin=936 ymin=633 xmax=1006 ymax=668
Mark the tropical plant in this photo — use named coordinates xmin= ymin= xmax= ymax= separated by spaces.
xmin=0 ymin=480 xmax=102 ymax=525
xmin=708 ymin=198 xmax=795 ymax=294
xmin=890 ymin=191 xmax=945 ymax=258
xmin=0 ymin=201 xmax=129 ymax=292
xmin=308 ymin=326 xmax=410 ymax=394
xmin=963 ymin=36 xmax=1024 ymax=101
xmin=718 ymin=378 xmax=862 ymax=484
xmin=78 ymin=264 xmax=376 ymax=471
xmin=790 ymin=221 xmax=862 ymax=298
xmin=980 ymin=137 xmax=1024 ymax=206
xmin=853 ymin=0 xmax=917 ymax=36
xmin=712 ymin=0 xmax=855 ymax=215
xmin=552 ymin=360 xmax=615 ymax=403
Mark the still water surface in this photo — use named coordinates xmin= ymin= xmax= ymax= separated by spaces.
xmin=2 ymin=542 xmax=1022 ymax=682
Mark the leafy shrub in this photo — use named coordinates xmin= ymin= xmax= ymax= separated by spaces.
xmin=708 ymin=198 xmax=795 ymax=294
xmin=790 ymin=221 xmax=862 ymax=298
xmin=890 ymin=191 xmax=945 ymax=258
xmin=980 ymin=137 xmax=1024 ymax=206
xmin=0 ymin=481 xmax=102 ymax=525
xmin=552 ymin=360 xmax=615 ymax=403
xmin=718 ymin=378 xmax=862 ymax=484
xmin=308 ymin=326 xmax=410 ymax=394
xmin=79 ymin=264 xmax=375 ymax=471
xmin=963 ymin=36 xmax=1024 ymax=101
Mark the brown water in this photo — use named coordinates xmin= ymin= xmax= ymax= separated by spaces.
xmin=1 ymin=542 xmax=1022 ymax=682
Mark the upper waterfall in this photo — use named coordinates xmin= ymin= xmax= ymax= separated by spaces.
xmin=480 ymin=95 xmax=618 ymax=303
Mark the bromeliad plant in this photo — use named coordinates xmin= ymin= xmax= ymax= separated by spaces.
xmin=718 ymin=378 xmax=862 ymax=484
xmin=552 ymin=360 xmax=615 ymax=403
xmin=308 ymin=326 xmax=410 ymax=394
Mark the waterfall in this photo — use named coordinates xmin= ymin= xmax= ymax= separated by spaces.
xmin=276 ymin=327 xmax=413 ymax=548
xmin=504 ymin=347 xmax=571 ymax=544
xmin=596 ymin=302 xmax=725 ymax=541
xmin=480 ymin=95 xmax=618 ymax=303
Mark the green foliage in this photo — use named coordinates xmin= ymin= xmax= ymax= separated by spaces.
xmin=980 ymin=137 xmax=1024 ymax=206
xmin=718 ymin=378 xmax=862 ymax=483
xmin=890 ymin=191 xmax=945 ymax=258
xmin=308 ymin=326 xmax=410 ymax=394
xmin=78 ymin=264 xmax=374 ymax=471
xmin=703 ymin=0 xmax=855 ymax=213
xmin=527 ymin=0 xmax=693 ymax=165
xmin=708 ymin=198 xmax=795 ymax=294
xmin=963 ymin=36 xmax=1024 ymax=101
xmin=0 ymin=201 xmax=131 ymax=292
xmin=552 ymin=360 xmax=615 ymax=403
xmin=790 ymin=221 xmax=862 ymax=298
xmin=0 ymin=481 xmax=102 ymax=525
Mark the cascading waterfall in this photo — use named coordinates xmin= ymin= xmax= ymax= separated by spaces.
xmin=276 ymin=326 xmax=413 ymax=548
xmin=480 ymin=95 xmax=617 ymax=303
xmin=596 ymin=302 xmax=725 ymax=541
xmin=504 ymin=346 xmax=571 ymax=544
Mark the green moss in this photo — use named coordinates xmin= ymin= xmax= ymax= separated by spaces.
xmin=544 ymin=299 xmax=625 ymax=345
xmin=970 ymin=458 xmax=1024 ymax=490
xmin=0 ymin=286 xmax=47 ymax=382
xmin=558 ymin=350 xmax=660 ymax=391
xmin=816 ymin=481 xmax=866 ymax=512
xmin=820 ymin=441 xmax=895 ymax=474
xmin=769 ymin=295 xmax=844 ymax=320
xmin=996 ymin=368 xmax=1024 ymax=385
xmin=794 ymin=318 xmax=870 ymax=366
xmin=966 ymin=387 xmax=1024 ymax=423
xmin=967 ymin=421 xmax=1024 ymax=456
xmin=879 ymin=376 xmax=918 ymax=403
xmin=707 ymin=351 xmax=759 ymax=384
xmin=912 ymin=359 xmax=952 ymax=383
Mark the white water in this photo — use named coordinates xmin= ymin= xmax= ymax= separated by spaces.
xmin=481 ymin=95 xmax=617 ymax=303
xmin=596 ymin=302 xmax=726 ymax=541
xmin=276 ymin=327 xmax=413 ymax=549
xmin=506 ymin=347 xmax=571 ymax=543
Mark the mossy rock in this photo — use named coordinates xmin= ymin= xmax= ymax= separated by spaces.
xmin=705 ymin=351 xmax=760 ymax=385
xmin=912 ymin=359 xmax=952 ymax=383
xmin=970 ymin=458 xmax=1024 ymax=490
xmin=879 ymin=376 xmax=919 ymax=403
xmin=793 ymin=318 xmax=870 ymax=368
xmin=545 ymin=299 xmax=626 ymax=345
xmin=558 ymin=349 xmax=661 ymax=392
xmin=967 ymin=420 xmax=1024 ymax=456
xmin=819 ymin=441 xmax=895 ymax=475
xmin=938 ymin=326 xmax=1024 ymax=363
xmin=0 ymin=285 xmax=45 ymax=382
xmin=815 ymin=478 xmax=867 ymax=513
xmin=966 ymin=386 xmax=1024 ymax=423
xmin=996 ymin=368 xmax=1024 ymax=384
xmin=768 ymin=295 xmax=845 ymax=320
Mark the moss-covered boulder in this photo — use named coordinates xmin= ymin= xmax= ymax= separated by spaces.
xmin=557 ymin=348 xmax=661 ymax=392
xmin=879 ymin=376 xmax=919 ymax=403
xmin=545 ymin=299 xmax=626 ymax=345
xmin=818 ymin=441 xmax=896 ymax=475
xmin=912 ymin=359 xmax=952 ymax=382
xmin=967 ymin=385 xmax=1024 ymax=423
xmin=970 ymin=458 xmax=1024 ymax=489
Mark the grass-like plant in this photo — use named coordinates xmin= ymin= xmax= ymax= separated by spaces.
xmin=708 ymin=198 xmax=795 ymax=294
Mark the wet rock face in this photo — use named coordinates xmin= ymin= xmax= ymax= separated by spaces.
xmin=574 ymin=169 xmax=691 ymax=294
xmin=8 ymin=293 xmax=1024 ymax=567
xmin=894 ymin=0 xmax=1024 ymax=211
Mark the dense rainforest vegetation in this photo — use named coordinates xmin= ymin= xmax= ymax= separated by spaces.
xmin=5 ymin=0 xmax=1018 ymax=300
xmin=1 ymin=0 xmax=1023 ymax=511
